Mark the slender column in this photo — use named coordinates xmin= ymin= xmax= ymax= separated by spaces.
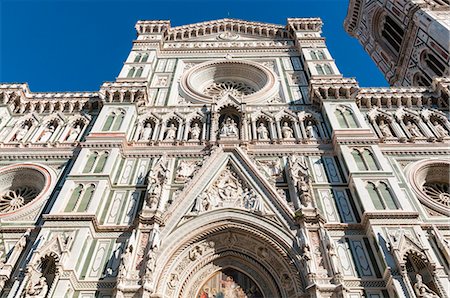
xmin=151 ymin=121 xmax=159 ymax=142
xmin=293 ymin=121 xmax=302 ymax=141
xmin=275 ymin=120 xmax=282 ymax=141
xmin=251 ymin=120 xmax=257 ymax=141
xmin=201 ymin=121 xmax=207 ymax=141
xmin=183 ymin=120 xmax=190 ymax=141
xmin=269 ymin=121 xmax=276 ymax=141
xmin=158 ymin=121 xmax=167 ymax=141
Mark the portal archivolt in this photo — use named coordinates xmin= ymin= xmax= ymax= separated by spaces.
xmin=155 ymin=224 xmax=303 ymax=298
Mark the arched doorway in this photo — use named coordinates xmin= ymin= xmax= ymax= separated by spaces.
xmin=197 ymin=268 xmax=263 ymax=298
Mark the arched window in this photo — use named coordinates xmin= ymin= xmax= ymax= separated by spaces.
xmin=362 ymin=149 xmax=379 ymax=171
xmin=83 ymin=152 xmax=98 ymax=173
xmin=381 ymin=15 xmax=404 ymax=55
xmin=94 ymin=152 xmax=109 ymax=173
xmin=127 ymin=67 xmax=136 ymax=78
xmin=111 ymin=110 xmax=125 ymax=131
xmin=77 ymin=184 xmax=95 ymax=212
xmin=133 ymin=53 xmax=141 ymax=63
xmin=316 ymin=64 xmax=325 ymax=75
xmin=310 ymin=51 xmax=318 ymax=60
xmin=366 ymin=181 xmax=398 ymax=210
xmin=317 ymin=50 xmax=325 ymax=59
xmin=141 ymin=53 xmax=149 ymax=63
xmin=352 ymin=149 xmax=366 ymax=171
xmin=323 ymin=64 xmax=333 ymax=75
xmin=65 ymin=184 xmax=84 ymax=212
xmin=102 ymin=113 xmax=115 ymax=131
xmin=335 ymin=106 xmax=358 ymax=128
xmin=135 ymin=67 xmax=144 ymax=77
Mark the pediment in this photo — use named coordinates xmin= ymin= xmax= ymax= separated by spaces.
xmin=163 ymin=148 xmax=295 ymax=232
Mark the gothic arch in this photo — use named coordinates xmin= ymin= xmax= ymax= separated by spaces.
xmin=154 ymin=214 xmax=303 ymax=298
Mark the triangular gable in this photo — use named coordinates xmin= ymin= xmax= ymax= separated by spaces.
xmin=162 ymin=147 xmax=295 ymax=233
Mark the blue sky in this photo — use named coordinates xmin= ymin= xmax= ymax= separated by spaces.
xmin=1 ymin=0 xmax=388 ymax=92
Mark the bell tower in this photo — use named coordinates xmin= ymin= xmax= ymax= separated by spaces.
xmin=344 ymin=0 xmax=450 ymax=86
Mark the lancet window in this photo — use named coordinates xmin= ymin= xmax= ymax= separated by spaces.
xmin=310 ymin=50 xmax=325 ymax=60
xmin=65 ymin=183 xmax=96 ymax=212
xmin=316 ymin=64 xmax=333 ymax=75
xmin=422 ymin=50 xmax=446 ymax=77
xmin=83 ymin=151 xmax=109 ymax=173
xmin=351 ymin=148 xmax=379 ymax=171
xmin=335 ymin=106 xmax=358 ymax=128
xmin=366 ymin=181 xmax=398 ymax=210
xmin=102 ymin=109 xmax=125 ymax=131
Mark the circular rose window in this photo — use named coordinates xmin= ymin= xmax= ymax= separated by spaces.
xmin=0 ymin=164 xmax=50 ymax=215
xmin=180 ymin=60 xmax=278 ymax=104
xmin=409 ymin=160 xmax=450 ymax=216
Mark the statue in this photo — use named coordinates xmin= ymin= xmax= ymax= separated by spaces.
xmin=406 ymin=121 xmax=421 ymax=138
xmin=26 ymin=275 xmax=48 ymax=297
xmin=243 ymin=188 xmax=263 ymax=213
xmin=189 ymin=122 xmax=202 ymax=140
xmin=164 ymin=123 xmax=177 ymax=140
xmin=66 ymin=124 xmax=81 ymax=142
xmin=281 ymin=122 xmax=294 ymax=139
xmin=140 ymin=123 xmax=153 ymax=141
xmin=118 ymin=245 xmax=132 ymax=278
xmin=379 ymin=119 xmax=393 ymax=137
xmin=193 ymin=192 xmax=212 ymax=212
xmin=305 ymin=121 xmax=319 ymax=139
xmin=257 ymin=122 xmax=269 ymax=140
xmin=145 ymin=249 xmax=156 ymax=277
xmin=149 ymin=226 xmax=161 ymax=249
xmin=15 ymin=228 xmax=30 ymax=250
xmin=15 ymin=124 xmax=29 ymax=141
xmin=414 ymin=274 xmax=439 ymax=298
xmin=220 ymin=117 xmax=238 ymax=137
xmin=433 ymin=121 xmax=448 ymax=138
xmin=175 ymin=160 xmax=197 ymax=182
xmin=39 ymin=125 xmax=56 ymax=142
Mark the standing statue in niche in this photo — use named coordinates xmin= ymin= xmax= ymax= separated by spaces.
xmin=145 ymin=248 xmax=157 ymax=279
xmin=15 ymin=124 xmax=29 ymax=141
xmin=281 ymin=122 xmax=294 ymax=139
xmin=189 ymin=122 xmax=202 ymax=140
xmin=257 ymin=122 xmax=269 ymax=140
xmin=118 ymin=245 xmax=132 ymax=279
xmin=433 ymin=121 xmax=448 ymax=138
xmin=378 ymin=119 xmax=393 ymax=137
xmin=140 ymin=123 xmax=153 ymax=141
xmin=39 ymin=124 xmax=56 ymax=142
xmin=66 ymin=124 xmax=82 ymax=142
xmin=164 ymin=123 xmax=177 ymax=140
xmin=220 ymin=117 xmax=238 ymax=137
xmin=414 ymin=274 xmax=439 ymax=298
xmin=406 ymin=121 xmax=422 ymax=138
xmin=305 ymin=121 xmax=319 ymax=139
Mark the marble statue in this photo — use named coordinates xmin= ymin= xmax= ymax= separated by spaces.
xmin=433 ymin=121 xmax=448 ymax=138
xmin=189 ymin=122 xmax=202 ymax=140
xmin=140 ymin=123 xmax=153 ymax=140
xmin=26 ymin=276 xmax=48 ymax=298
xmin=257 ymin=122 xmax=269 ymax=140
xmin=281 ymin=122 xmax=294 ymax=139
xmin=414 ymin=274 xmax=439 ymax=298
xmin=164 ymin=123 xmax=177 ymax=140
xmin=15 ymin=124 xmax=29 ymax=141
xmin=66 ymin=124 xmax=81 ymax=142
xmin=378 ymin=119 xmax=393 ymax=137
xmin=305 ymin=121 xmax=319 ymax=139
xmin=39 ymin=125 xmax=56 ymax=142
xmin=220 ymin=117 xmax=238 ymax=137
xmin=406 ymin=121 xmax=421 ymax=137
xmin=118 ymin=245 xmax=132 ymax=278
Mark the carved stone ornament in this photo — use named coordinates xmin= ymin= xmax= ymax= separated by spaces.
xmin=175 ymin=159 xmax=201 ymax=183
xmin=190 ymin=165 xmax=266 ymax=214
xmin=0 ymin=164 xmax=51 ymax=215
xmin=179 ymin=60 xmax=278 ymax=104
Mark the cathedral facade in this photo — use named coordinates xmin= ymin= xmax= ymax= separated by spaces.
xmin=0 ymin=10 xmax=449 ymax=298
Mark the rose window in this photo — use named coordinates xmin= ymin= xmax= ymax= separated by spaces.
xmin=409 ymin=160 xmax=450 ymax=216
xmin=422 ymin=183 xmax=449 ymax=207
xmin=0 ymin=187 xmax=39 ymax=213
xmin=203 ymin=81 xmax=256 ymax=98
xmin=0 ymin=165 xmax=49 ymax=215
xmin=180 ymin=60 xmax=278 ymax=104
